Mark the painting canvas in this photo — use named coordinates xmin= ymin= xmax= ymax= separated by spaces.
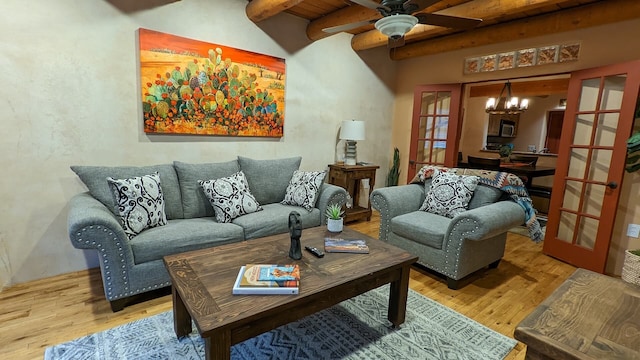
xmin=139 ymin=28 xmax=285 ymax=137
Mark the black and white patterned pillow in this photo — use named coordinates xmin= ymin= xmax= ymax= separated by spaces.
xmin=281 ymin=170 xmax=327 ymax=211
xmin=107 ymin=172 xmax=167 ymax=239
xmin=199 ymin=171 xmax=262 ymax=223
xmin=419 ymin=169 xmax=479 ymax=218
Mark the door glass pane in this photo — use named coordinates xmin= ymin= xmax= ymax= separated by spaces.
xmin=420 ymin=92 xmax=436 ymax=115
xmin=436 ymin=92 xmax=451 ymax=115
xmin=558 ymin=212 xmax=577 ymax=244
xmin=567 ymin=149 xmax=588 ymax=178
xmin=573 ymin=114 xmax=594 ymax=145
xmin=581 ymin=183 xmax=604 ymax=217
xmin=576 ymin=216 xmax=598 ymax=249
xmin=600 ymin=75 xmax=626 ymax=110
xmin=578 ymin=78 xmax=601 ymax=112
xmin=434 ymin=116 xmax=448 ymax=139
xmin=595 ymin=113 xmax=619 ymax=147
xmin=433 ymin=148 xmax=446 ymax=163
xmin=420 ymin=116 xmax=434 ymax=138
xmin=562 ymin=180 xmax=582 ymax=211
xmin=417 ymin=140 xmax=432 ymax=162
xmin=588 ymin=149 xmax=612 ymax=182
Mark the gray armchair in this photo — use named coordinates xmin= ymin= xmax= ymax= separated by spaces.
xmin=370 ymin=181 xmax=525 ymax=289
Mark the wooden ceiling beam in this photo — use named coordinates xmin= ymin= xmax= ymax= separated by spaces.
xmin=306 ymin=5 xmax=379 ymax=41
xmin=246 ymin=0 xmax=305 ymax=22
xmin=351 ymin=0 xmax=583 ymax=51
xmin=391 ymin=0 xmax=640 ymax=60
xmin=469 ymin=79 xmax=570 ymax=98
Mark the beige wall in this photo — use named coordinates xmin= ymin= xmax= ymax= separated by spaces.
xmin=0 ymin=0 xmax=396 ymax=288
xmin=392 ymin=18 xmax=640 ymax=276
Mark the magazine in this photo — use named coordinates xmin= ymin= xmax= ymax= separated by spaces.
xmin=257 ymin=264 xmax=300 ymax=281
xmin=232 ymin=265 xmax=299 ymax=295
xmin=324 ymin=238 xmax=369 ymax=254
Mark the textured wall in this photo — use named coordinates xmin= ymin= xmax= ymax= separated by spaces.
xmin=0 ymin=0 xmax=396 ymax=288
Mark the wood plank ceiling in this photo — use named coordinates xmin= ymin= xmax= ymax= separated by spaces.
xmin=245 ymin=0 xmax=640 ymax=60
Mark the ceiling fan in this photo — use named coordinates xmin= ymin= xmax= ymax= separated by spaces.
xmin=323 ymin=0 xmax=482 ymax=48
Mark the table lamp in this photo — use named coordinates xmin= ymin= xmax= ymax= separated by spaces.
xmin=339 ymin=120 xmax=365 ymax=166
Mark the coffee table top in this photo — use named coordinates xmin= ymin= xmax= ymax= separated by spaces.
xmin=163 ymin=226 xmax=417 ymax=338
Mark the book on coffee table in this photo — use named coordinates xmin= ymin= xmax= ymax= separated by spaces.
xmin=257 ymin=264 xmax=300 ymax=281
xmin=324 ymin=238 xmax=369 ymax=254
xmin=232 ymin=264 xmax=299 ymax=295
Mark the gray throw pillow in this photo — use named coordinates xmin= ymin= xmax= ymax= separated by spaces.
xmin=107 ymin=172 xmax=167 ymax=239
xmin=281 ymin=170 xmax=327 ymax=211
xmin=173 ymin=160 xmax=240 ymax=219
xmin=238 ymin=156 xmax=302 ymax=205
xmin=420 ymin=169 xmax=479 ymax=218
xmin=199 ymin=171 xmax=262 ymax=223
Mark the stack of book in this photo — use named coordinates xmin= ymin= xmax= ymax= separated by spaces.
xmin=232 ymin=264 xmax=300 ymax=295
xmin=324 ymin=237 xmax=369 ymax=254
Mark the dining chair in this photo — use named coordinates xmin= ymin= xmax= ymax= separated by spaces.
xmin=467 ymin=155 xmax=501 ymax=170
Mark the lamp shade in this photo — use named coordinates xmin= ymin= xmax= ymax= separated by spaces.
xmin=339 ymin=120 xmax=365 ymax=141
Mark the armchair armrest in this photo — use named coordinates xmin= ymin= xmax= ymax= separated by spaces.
xmin=446 ymin=201 xmax=525 ymax=243
xmin=370 ymin=184 xmax=425 ymax=241
xmin=316 ymin=183 xmax=348 ymax=224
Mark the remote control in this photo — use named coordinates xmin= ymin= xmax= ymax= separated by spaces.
xmin=305 ymin=246 xmax=324 ymax=258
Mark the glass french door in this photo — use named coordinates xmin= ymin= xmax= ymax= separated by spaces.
xmin=407 ymin=84 xmax=463 ymax=182
xmin=543 ymin=60 xmax=640 ymax=273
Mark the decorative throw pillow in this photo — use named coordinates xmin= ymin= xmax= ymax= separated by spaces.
xmin=281 ymin=170 xmax=327 ymax=211
xmin=107 ymin=172 xmax=167 ymax=239
xmin=419 ymin=169 xmax=479 ymax=218
xmin=199 ymin=171 xmax=262 ymax=223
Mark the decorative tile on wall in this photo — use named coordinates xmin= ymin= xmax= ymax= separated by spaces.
xmin=464 ymin=42 xmax=580 ymax=74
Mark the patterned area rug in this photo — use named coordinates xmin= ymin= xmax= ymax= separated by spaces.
xmin=45 ymin=286 xmax=516 ymax=360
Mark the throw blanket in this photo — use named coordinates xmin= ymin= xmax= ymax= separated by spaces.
xmin=410 ymin=166 xmax=543 ymax=243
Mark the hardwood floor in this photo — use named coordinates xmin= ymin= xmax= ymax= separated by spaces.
xmin=0 ymin=212 xmax=576 ymax=360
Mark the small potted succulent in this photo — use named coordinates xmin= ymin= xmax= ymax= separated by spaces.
xmin=325 ymin=203 xmax=344 ymax=233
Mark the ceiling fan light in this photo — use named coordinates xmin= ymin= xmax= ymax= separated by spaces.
xmin=374 ymin=14 xmax=418 ymax=39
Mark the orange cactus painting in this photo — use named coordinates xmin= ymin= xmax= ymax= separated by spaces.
xmin=139 ymin=28 xmax=285 ymax=137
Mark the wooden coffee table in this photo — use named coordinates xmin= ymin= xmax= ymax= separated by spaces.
xmin=163 ymin=226 xmax=418 ymax=360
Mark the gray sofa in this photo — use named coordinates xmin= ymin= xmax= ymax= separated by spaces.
xmin=68 ymin=156 xmax=347 ymax=311
xmin=370 ymin=180 xmax=525 ymax=289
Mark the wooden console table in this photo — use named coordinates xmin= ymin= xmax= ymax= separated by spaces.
xmin=328 ymin=164 xmax=378 ymax=223
xmin=515 ymin=268 xmax=640 ymax=359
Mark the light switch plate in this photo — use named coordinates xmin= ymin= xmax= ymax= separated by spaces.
xmin=627 ymin=224 xmax=640 ymax=238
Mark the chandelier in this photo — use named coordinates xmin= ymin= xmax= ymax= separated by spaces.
xmin=485 ymin=81 xmax=529 ymax=114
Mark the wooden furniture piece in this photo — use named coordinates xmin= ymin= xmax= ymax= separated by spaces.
xmin=328 ymin=164 xmax=379 ymax=222
xmin=499 ymin=163 xmax=555 ymax=189
xmin=164 ymin=226 xmax=417 ymax=360
xmin=515 ymin=268 xmax=640 ymax=360
xmin=467 ymin=155 xmax=501 ymax=170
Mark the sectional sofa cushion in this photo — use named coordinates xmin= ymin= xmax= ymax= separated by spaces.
xmin=71 ymin=164 xmax=183 ymax=219
xmin=238 ymin=156 xmax=302 ymax=205
xmin=199 ymin=171 xmax=262 ymax=223
xmin=107 ymin=172 xmax=167 ymax=239
xmin=281 ymin=170 xmax=327 ymax=211
xmin=233 ymin=203 xmax=321 ymax=240
xmin=173 ymin=160 xmax=240 ymax=219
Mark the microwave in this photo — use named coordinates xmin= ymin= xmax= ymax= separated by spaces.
xmin=500 ymin=120 xmax=516 ymax=137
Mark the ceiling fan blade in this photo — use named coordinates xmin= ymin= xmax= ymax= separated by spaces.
xmin=403 ymin=0 xmax=442 ymax=13
xmin=323 ymin=20 xmax=375 ymax=33
xmin=415 ymin=13 xmax=482 ymax=29
xmin=349 ymin=0 xmax=391 ymax=12
xmin=388 ymin=35 xmax=405 ymax=49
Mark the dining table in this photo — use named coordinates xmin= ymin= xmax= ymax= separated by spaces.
xmin=498 ymin=162 xmax=556 ymax=189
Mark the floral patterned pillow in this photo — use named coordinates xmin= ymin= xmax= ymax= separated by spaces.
xmin=419 ymin=169 xmax=479 ymax=218
xmin=199 ymin=171 xmax=262 ymax=223
xmin=107 ymin=172 xmax=167 ymax=239
xmin=281 ymin=170 xmax=327 ymax=211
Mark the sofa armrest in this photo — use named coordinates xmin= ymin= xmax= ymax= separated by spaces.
xmin=316 ymin=183 xmax=348 ymax=224
xmin=370 ymin=184 xmax=425 ymax=241
xmin=446 ymin=200 xmax=525 ymax=243
xmin=68 ymin=192 xmax=137 ymax=300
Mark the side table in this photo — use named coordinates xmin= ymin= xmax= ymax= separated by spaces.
xmin=328 ymin=164 xmax=379 ymax=223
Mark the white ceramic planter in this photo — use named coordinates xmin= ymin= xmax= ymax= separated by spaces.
xmin=327 ymin=218 xmax=344 ymax=233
